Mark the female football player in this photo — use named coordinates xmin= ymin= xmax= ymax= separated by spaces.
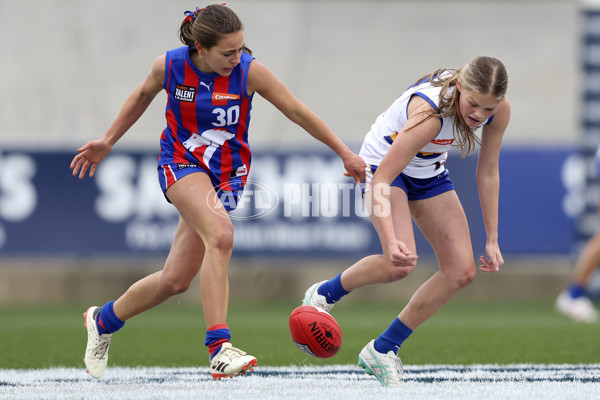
xmin=71 ymin=3 xmax=365 ymax=380
xmin=303 ymin=55 xmax=510 ymax=387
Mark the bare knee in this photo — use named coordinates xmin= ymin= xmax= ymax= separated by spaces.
xmin=380 ymin=261 xmax=417 ymax=283
xmin=446 ymin=266 xmax=477 ymax=289
xmin=204 ymin=224 xmax=234 ymax=254
xmin=458 ymin=268 xmax=476 ymax=288
xmin=160 ymin=273 xmax=194 ymax=296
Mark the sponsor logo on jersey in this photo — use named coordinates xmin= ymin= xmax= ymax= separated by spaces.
xmin=431 ymin=138 xmax=454 ymax=145
xmin=174 ymin=84 xmax=197 ymax=103
xmin=212 ymin=93 xmax=240 ymax=102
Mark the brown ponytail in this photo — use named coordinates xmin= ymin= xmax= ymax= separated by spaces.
xmin=179 ymin=4 xmax=252 ymax=55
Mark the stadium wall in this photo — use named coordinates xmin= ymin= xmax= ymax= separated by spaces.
xmin=0 ymin=0 xmax=579 ymax=148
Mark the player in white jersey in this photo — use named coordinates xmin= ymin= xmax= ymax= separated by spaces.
xmin=555 ymin=145 xmax=600 ymax=323
xmin=361 ymin=70 xmax=492 ymax=180
xmin=303 ymin=56 xmax=511 ymax=387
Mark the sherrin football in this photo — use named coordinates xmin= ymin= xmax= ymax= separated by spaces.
xmin=289 ymin=305 xmax=342 ymax=358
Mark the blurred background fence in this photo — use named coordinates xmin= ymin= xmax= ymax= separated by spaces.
xmin=0 ymin=0 xmax=597 ymax=305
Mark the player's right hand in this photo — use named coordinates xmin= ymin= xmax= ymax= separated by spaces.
xmin=386 ymin=240 xmax=418 ymax=267
xmin=70 ymin=139 xmax=112 ymax=179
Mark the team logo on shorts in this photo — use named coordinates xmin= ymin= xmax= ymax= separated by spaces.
xmin=177 ymin=163 xmax=199 ymax=170
xmin=229 ymin=164 xmax=248 ymax=178
xmin=174 ymin=84 xmax=196 ymax=103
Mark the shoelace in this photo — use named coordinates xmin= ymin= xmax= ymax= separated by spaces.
xmin=383 ymin=352 xmax=404 ymax=383
xmin=221 ymin=346 xmax=247 ymax=361
xmin=389 ymin=353 xmax=404 ymax=375
xmin=93 ymin=335 xmax=111 ymax=359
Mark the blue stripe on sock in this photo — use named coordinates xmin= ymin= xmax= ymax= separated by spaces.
xmin=205 ymin=327 xmax=231 ymax=360
xmin=204 ymin=328 xmax=231 ymax=346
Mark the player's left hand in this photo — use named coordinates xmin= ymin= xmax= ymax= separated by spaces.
xmin=479 ymin=241 xmax=504 ymax=272
xmin=342 ymin=153 xmax=366 ymax=186
xmin=70 ymin=139 xmax=113 ymax=179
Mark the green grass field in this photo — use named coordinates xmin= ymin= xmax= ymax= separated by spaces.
xmin=1 ymin=299 xmax=598 ymax=369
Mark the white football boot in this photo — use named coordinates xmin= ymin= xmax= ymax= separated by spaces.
xmin=357 ymin=339 xmax=404 ymax=387
xmin=302 ymin=280 xmax=334 ymax=312
xmin=556 ymin=291 xmax=598 ymax=323
xmin=83 ymin=306 xmax=112 ymax=379
xmin=210 ymin=343 xmax=257 ymax=380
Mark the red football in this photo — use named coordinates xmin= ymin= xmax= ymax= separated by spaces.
xmin=289 ymin=305 xmax=342 ymax=358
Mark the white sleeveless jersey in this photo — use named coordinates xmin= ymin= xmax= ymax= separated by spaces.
xmin=359 ymin=73 xmax=490 ymax=179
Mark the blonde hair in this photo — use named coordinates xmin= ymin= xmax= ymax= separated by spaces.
xmin=412 ymin=56 xmax=508 ymax=156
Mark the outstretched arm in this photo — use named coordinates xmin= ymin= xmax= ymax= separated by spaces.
xmin=476 ymin=99 xmax=511 ymax=272
xmin=367 ymin=96 xmax=440 ymax=266
xmin=247 ymin=60 xmax=365 ymax=184
xmin=70 ymin=55 xmax=166 ymax=179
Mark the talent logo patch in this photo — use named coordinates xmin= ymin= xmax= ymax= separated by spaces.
xmin=174 ymin=84 xmax=197 ymax=102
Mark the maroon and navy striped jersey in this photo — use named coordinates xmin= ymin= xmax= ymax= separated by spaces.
xmin=159 ymin=46 xmax=254 ymax=192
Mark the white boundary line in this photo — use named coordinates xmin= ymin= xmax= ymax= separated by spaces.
xmin=1 ymin=364 xmax=600 ymax=399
